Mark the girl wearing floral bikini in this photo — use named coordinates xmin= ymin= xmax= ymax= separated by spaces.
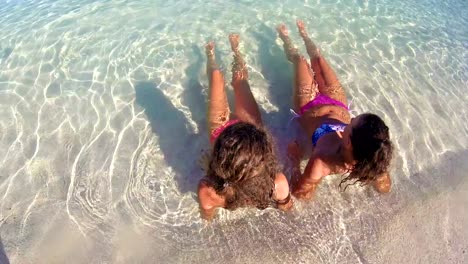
xmin=277 ymin=21 xmax=394 ymax=198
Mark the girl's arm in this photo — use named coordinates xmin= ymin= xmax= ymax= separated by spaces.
xmin=274 ymin=173 xmax=293 ymax=211
xmin=292 ymin=157 xmax=329 ymax=200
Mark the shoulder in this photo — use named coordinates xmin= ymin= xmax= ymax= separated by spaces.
xmin=198 ymin=179 xmax=225 ymax=210
xmin=304 ymin=155 xmax=332 ymax=181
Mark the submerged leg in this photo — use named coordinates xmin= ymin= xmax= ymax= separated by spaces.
xmin=293 ymin=56 xmax=318 ymax=113
xmin=277 ymin=24 xmax=318 ymax=113
xmin=277 ymin=24 xmax=300 ymax=63
xmin=316 ymin=56 xmax=347 ymax=105
xmin=206 ymin=42 xmax=230 ymax=139
xmin=296 ymin=20 xmax=320 ymax=60
xmin=297 ymin=20 xmax=347 ymax=105
xmin=229 ymin=34 xmax=262 ymax=126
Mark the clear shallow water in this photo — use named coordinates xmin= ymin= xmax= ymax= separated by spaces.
xmin=0 ymin=0 xmax=467 ymax=263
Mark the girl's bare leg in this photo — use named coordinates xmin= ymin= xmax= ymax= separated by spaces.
xmin=229 ymin=34 xmax=262 ymax=126
xmin=296 ymin=20 xmax=320 ymax=60
xmin=206 ymin=42 xmax=230 ymax=139
xmin=297 ymin=20 xmax=347 ymax=105
xmin=277 ymin=24 xmax=300 ymax=63
xmin=277 ymin=24 xmax=318 ymax=113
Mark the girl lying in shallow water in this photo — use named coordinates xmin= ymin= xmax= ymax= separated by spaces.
xmin=277 ymin=21 xmax=393 ymax=199
xmin=197 ymin=34 xmax=293 ymax=220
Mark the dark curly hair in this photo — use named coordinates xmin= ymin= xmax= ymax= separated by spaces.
xmin=205 ymin=122 xmax=279 ymax=210
xmin=341 ymin=113 xmax=393 ymax=188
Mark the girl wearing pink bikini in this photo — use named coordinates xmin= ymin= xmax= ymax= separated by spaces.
xmin=197 ymin=34 xmax=292 ymax=220
xmin=277 ymin=21 xmax=393 ymax=199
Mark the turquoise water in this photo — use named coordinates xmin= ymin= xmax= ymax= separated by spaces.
xmin=0 ymin=0 xmax=467 ymax=263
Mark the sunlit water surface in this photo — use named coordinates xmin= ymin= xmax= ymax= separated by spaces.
xmin=0 ymin=0 xmax=467 ymax=263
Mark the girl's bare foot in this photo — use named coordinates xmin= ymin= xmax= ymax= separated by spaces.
xmin=276 ymin=24 xmax=290 ymax=41
xmin=205 ymin=41 xmax=219 ymax=75
xmin=296 ymin=20 xmax=320 ymax=59
xmin=229 ymin=33 xmax=240 ymax=53
xmin=229 ymin=33 xmax=248 ymax=82
xmin=205 ymin=41 xmax=215 ymax=59
xmin=296 ymin=20 xmax=308 ymax=38
xmin=277 ymin=24 xmax=299 ymax=63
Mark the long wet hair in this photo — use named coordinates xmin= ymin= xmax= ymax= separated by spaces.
xmin=341 ymin=113 xmax=393 ymax=188
xmin=205 ymin=122 xmax=279 ymax=210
